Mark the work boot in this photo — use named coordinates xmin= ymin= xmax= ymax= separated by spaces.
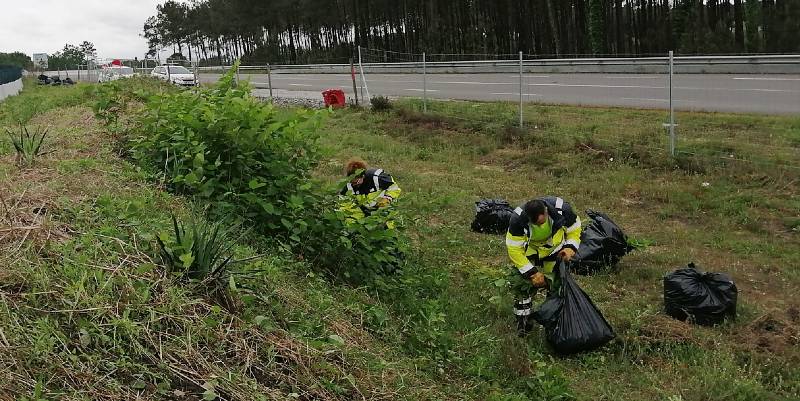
xmin=514 ymin=297 xmax=534 ymax=337
xmin=515 ymin=315 xmax=534 ymax=337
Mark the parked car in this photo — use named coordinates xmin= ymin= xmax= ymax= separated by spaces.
xmin=98 ymin=66 xmax=135 ymax=83
xmin=150 ymin=65 xmax=196 ymax=87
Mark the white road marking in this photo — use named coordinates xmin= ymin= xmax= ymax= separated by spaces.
xmin=405 ymin=88 xmax=440 ymax=92
xmin=676 ymin=87 xmax=799 ymax=93
xmin=436 ymin=81 xmax=515 ymax=85
xmin=621 ymin=97 xmax=697 ymax=103
xmin=492 ymin=92 xmax=542 ymax=96
xmin=289 ymin=83 xmax=313 ymax=87
xmin=733 ymin=77 xmax=800 ymax=81
xmin=528 ymin=83 xmax=665 ymax=89
xmin=604 ymin=76 xmax=660 ymax=79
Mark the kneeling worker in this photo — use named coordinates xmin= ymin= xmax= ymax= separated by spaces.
xmin=339 ymin=159 xmax=401 ymax=218
xmin=506 ymin=196 xmax=582 ymax=335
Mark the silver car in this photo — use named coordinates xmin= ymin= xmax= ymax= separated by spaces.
xmin=98 ymin=66 xmax=135 ymax=83
xmin=151 ymin=65 xmax=196 ymax=87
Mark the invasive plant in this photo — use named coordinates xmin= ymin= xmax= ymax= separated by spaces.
xmin=370 ymin=95 xmax=393 ymax=111
xmin=292 ymin=178 xmax=409 ymax=283
xmin=156 ymin=214 xmax=237 ymax=282
xmin=5 ymin=125 xmax=48 ymax=166
xmin=132 ymin=63 xmax=325 ymax=244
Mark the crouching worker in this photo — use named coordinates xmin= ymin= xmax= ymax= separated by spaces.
xmin=339 ymin=159 xmax=401 ymax=221
xmin=506 ymin=196 xmax=581 ymax=336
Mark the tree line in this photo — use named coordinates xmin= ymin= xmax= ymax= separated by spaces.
xmin=143 ymin=0 xmax=800 ymax=65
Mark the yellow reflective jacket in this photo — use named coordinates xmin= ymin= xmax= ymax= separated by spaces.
xmin=505 ymin=196 xmax=582 ymax=278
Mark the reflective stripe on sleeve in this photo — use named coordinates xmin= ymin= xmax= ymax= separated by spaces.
xmin=564 ymin=239 xmax=580 ymax=249
xmin=555 ymin=197 xmax=564 ymax=215
xmin=513 ymin=308 xmax=531 ymax=316
xmin=518 ymin=263 xmax=535 ymax=275
xmin=372 ymin=169 xmax=383 ymax=189
xmin=566 ymin=218 xmax=581 ymax=232
xmin=506 ymin=238 xmax=526 ymax=247
xmin=514 ymin=207 xmax=523 ymax=215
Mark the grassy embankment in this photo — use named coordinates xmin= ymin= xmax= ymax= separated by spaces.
xmin=1 ymin=79 xmax=798 ymax=400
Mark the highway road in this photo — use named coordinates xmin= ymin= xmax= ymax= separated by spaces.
xmin=199 ymin=72 xmax=800 ymax=114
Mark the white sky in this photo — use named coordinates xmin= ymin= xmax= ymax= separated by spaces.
xmin=0 ymin=0 xmax=177 ymax=60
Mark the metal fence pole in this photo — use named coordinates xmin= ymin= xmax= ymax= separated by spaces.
xmin=267 ymin=63 xmax=273 ymax=102
xmin=350 ymin=58 xmax=359 ymax=106
xmin=423 ymin=52 xmax=427 ymax=113
xmin=668 ymin=50 xmax=676 ymax=156
xmin=357 ymin=46 xmax=371 ymax=102
xmin=519 ymin=51 xmax=524 ymax=129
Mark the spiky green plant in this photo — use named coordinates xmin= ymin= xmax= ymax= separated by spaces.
xmin=5 ymin=125 xmax=49 ymax=166
xmin=156 ymin=214 xmax=237 ymax=282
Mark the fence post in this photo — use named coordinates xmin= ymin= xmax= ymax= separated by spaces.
xmin=519 ymin=51 xmax=524 ymax=129
xmin=423 ymin=52 xmax=427 ymax=113
xmin=357 ymin=46 xmax=371 ymax=103
xmin=668 ymin=50 xmax=676 ymax=156
xmin=267 ymin=63 xmax=273 ymax=102
xmin=350 ymin=58 xmax=359 ymax=106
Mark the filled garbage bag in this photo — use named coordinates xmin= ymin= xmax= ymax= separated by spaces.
xmin=664 ymin=263 xmax=737 ymax=326
xmin=532 ymin=261 xmax=615 ymax=354
xmin=471 ymin=199 xmax=514 ymax=234
xmin=571 ymin=210 xmax=633 ymax=275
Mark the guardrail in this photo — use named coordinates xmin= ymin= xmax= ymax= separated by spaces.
xmin=197 ymin=54 xmax=800 ymax=74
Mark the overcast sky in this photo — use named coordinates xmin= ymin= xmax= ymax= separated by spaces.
xmin=0 ymin=0 xmax=176 ymax=60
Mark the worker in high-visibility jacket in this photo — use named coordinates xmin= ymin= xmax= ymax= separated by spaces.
xmin=338 ymin=159 xmax=401 ymax=221
xmin=505 ymin=196 xmax=582 ymax=335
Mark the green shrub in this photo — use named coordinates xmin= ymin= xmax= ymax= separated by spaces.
xmin=91 ymin=76 xmax=172 ymax=125
xmin=5 ymin=124 xmax=48 ymax=166
xmin=132 ymin=64 xmax=325 ymax=244
xmin=370 ymin=95 xmax=393 ymax=112
xmin=302 ymin=195 xmax=408 ymax=283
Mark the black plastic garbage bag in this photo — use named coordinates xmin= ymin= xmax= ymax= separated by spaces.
xmin=664 ymin=263 xmax=737 ymax=326
xmin=571 ymin=210 xmax=634 ymax=275
xmin=471 ymin=199 xmax=515 ymax=235
xmin=532 ymin=261 xmax=615 ymax=354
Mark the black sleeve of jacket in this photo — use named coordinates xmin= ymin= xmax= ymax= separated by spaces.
xmin=507 ymin=212 xmax=527 ymax=237
xmin=377 ymin=172 xmax=395 ymax=190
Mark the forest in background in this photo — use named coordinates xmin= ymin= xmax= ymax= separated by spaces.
xmin=143 ymin=0 xmax=800 ymax=65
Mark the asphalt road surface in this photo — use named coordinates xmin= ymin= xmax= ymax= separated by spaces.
xmin=199 ymin=72 xmax=800 ymax=114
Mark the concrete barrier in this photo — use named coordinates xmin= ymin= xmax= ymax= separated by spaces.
xmin=0 ymin=78 xmax=23 ymax=102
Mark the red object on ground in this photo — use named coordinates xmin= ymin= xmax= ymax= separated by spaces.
xmin=322 ymin=88 xmax=346 ymax=108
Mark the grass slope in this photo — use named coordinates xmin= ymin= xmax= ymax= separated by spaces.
xmin=1 ymin=80 xmax=798 ymax=401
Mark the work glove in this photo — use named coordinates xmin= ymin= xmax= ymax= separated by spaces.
xmin=530 ymin=272 xmax=547 ymax=288
xmin=558 ymin=247 xmax=576 ymax=262
xmin=375 ymin=197 xmax=391 ymax=208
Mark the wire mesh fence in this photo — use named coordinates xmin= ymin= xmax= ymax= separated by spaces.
xmin=33 ymin=47 xmax=798 ymax=172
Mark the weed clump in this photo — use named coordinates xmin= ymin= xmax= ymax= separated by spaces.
xmin=5 ymin=124 xmax=48 ymax=166
xmin=370 ymin=95 xmax=393 ymax=112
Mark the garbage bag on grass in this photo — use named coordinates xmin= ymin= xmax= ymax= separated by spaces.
xmin=664 ymin=263 xmax=737 ymax=326
xmin=571 ymin=210 xmax=634 ymax=275
xmin=532 ymin=261 xmax=615 ymax=354
xmin=471 ymin=199 xmax=514 ymax=235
